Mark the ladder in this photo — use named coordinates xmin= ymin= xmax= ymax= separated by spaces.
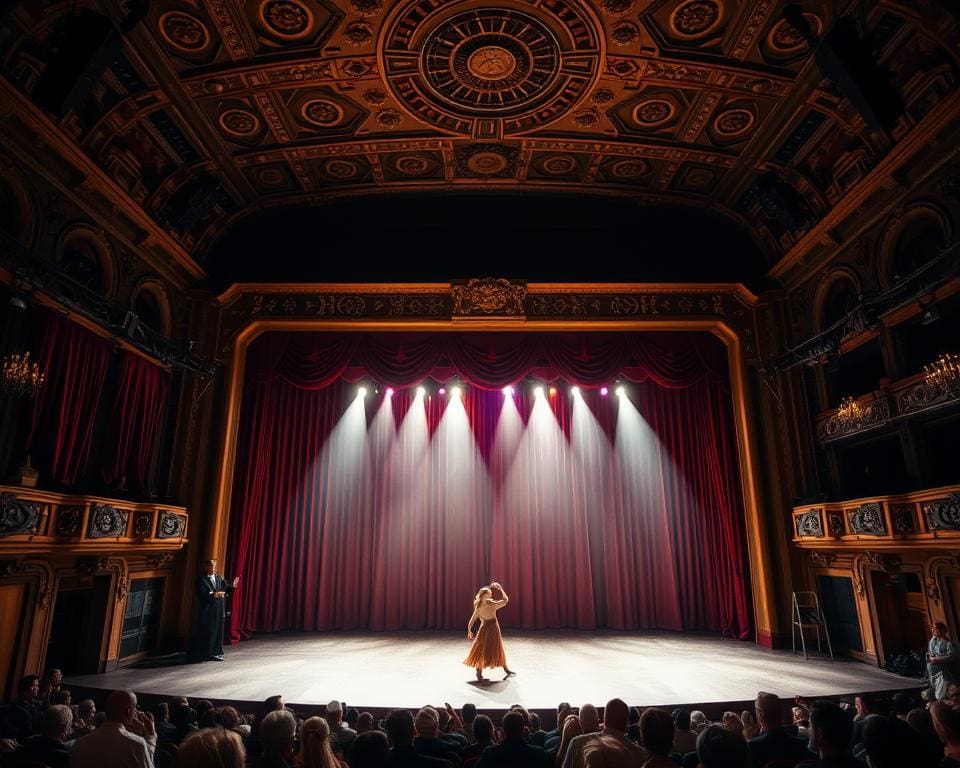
xmin=792 ymin=591 xmax=834 ymax=660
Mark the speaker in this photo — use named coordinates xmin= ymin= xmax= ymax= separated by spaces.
xmin=32 ymin=9 xmax=120 ymax=117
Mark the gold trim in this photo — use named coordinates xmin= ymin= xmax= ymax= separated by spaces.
xmin=208 ymin=315 xmax=776 ymax=642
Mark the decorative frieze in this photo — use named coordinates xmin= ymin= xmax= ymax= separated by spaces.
xmin=850 ymin=503 xmax=887 ymax=536
xmin=55 ymin=506 xmax=83 ymax=537
xmin=157 ymin=511 xmax=187 ymax=539
xmin=795 ymin=509 xmax=823 ymax=537
xmin=87 ymin=505 xmax=129 ymax=539
xmin=0 ymin=493 xmax=42 ymax=537
xmin=925 ymin=494 xmax=960 ymax=531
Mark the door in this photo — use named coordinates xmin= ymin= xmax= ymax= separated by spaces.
xmin=46 ymin=576 xmax=111 ymax=674
xmin=817 ymin=575 xmax=862 ymax=652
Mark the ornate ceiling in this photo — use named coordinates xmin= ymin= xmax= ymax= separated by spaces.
xmin=0 ymin=0 xmax=957 ymax=270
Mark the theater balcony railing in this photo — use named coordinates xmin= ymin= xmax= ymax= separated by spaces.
xmin=0 ymin=485 xmax=188 ymax=555
xmin=792 ymin=484 xmax=960 ymax=547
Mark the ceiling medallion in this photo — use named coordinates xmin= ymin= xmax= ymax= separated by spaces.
xmin=633 ymin=99 xmax=674 ymax=126
xmin=714 ymin=108 xmax=755 ymax=136
xmin=611 ymin=158 xmax=649 ymax=178
xmin=259 ymin=0 xmax=314 ymax=39
xmin=592 ymin=88 xmax=615 ymax=105
xmin=159 ymin=11 xmax=210 ymax=52
xmin=344 ymin=20 xmax=374 ymax=47
xmin=573 ymin=109 xmax=599 ymax=127
xmin=394 ymin=155 xmax=430 ymax=175
xmin=376 ymin=109 xmax=402 ymax=128
xmin=324 ymin=159 xmax=361 ymax=179
xmin=541 ymin=155 xmax=578 ymax=175
xmin=669 ymin=0 xmax=723 ymax=39
xmin=219 ymin=109 xmax=261 ymax=136
xmin=381 ymin=0 xmax=602 ymax=136
xmin=467 ymin=151 xmax=510 ymax=175
xmin=611 ymin=21 xmax=640 ymax=47
xmin=769 ymin=14 xmax=821 ymax=53
xmin=349 ymin=0 xmax=383 ymax=16
xmin=362 ymin=89 xmax=388 ymax=106
xmin=684 ymin=167 xmax=714 ymax=187
xmin=255 ymin=167 xmax=287 ymax=187
xmin=600 ymin=0 xmax=635 ymax=17
xmin=301 ymin=99 xmax=344 ymax=127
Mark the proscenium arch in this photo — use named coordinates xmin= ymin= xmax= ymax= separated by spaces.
xmin=206 ymin=295 xmax=776 ymax=645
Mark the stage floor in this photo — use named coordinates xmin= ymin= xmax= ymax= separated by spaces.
xmin=68 ymin=630 xmax=921 ymax=712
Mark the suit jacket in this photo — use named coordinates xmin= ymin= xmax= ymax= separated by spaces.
xmin=196 ymin=573 xmax=233 ymax=623
xmin=477 ymin=739 xmax=552 ymax=768
xmin=748 ymin=726 xmax=814 ymax=768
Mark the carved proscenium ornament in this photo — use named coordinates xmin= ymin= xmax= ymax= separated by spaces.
xmin=807 ymin=551 xmax=836 ymax=568
xmin=157 ymin=511 xmax=187 ymax=539
xmin=380 ymin=0 xmax=603 ymax=136
xmin=850 ymin=503 xmax=887 ymax=536
xmin=0 ymin=493 xmax=42 ymax=537
xmin=87 ymin=504 xmax=129 ymax=538
xmin=924 ymin=494 xmax=960 ymax=531
xmin=452 ymin=278 xmax=527 ymax=317
xmin=795 ymin=510 xmax=823 ymax=537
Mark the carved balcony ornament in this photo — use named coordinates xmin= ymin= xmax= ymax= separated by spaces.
xmin=146 ymin=552 xmax=176 ymax=569
xmin=807 ymin=550 xmax=835 ymax=567
xmin=55 ymin=506 xmax=83 ymax=537
xmin=796 ymin=510 xmax=824 ymax=537
xmin=0 ymin=493 xmax=42 ymax=537
xmin=892 ymin=505 xmax=916 ymax=534
xmin=827 ymin=512 xmax=845 ymax=537
xmin=451 ymin=278 xmax=526 ymax=316
xmin=157 ymin=511 xmax=186 ymax=539
xmin=133 ymin=513 xmax=153 ymax=538
xmin=924 ymin=494 xmax=960 ymax=531
xmin=87 ymin=504 xmax=129 ymax=538
xmin=116 ymin=576 xmax=128 ymax=602
xmin=866 ymin=551 xmax=902 ymax=575
xmin=850 ymin=503 xmax=887 ymax=536
xmin=927 ymin=578 xmax=942 ymax=605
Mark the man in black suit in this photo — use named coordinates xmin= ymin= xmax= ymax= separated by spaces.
xmin=192 ymin=558 xmax=238 ymax=661
xmin=477 ymin=711 xmax=551 ymax=768
xmin=748 ymin=691 xmax=814 ymax=768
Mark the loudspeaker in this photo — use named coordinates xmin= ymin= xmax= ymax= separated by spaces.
xmin=32 ymin=9 xmax=120 ymax=117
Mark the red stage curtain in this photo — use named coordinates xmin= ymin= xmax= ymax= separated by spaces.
xmin=229 ymin=332 xmax=751 ymax=641
xmin=26 ymin=311 xmax=113 ymax=486
xmin=101 ymin=351 xmax=171 ymax=494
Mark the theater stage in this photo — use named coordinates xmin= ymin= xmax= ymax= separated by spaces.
xmin=65 ymin=630 xmax=923 ymax=715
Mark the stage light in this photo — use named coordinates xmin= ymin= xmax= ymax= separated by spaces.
xmin=438 ymin=387 xmax=446 ymax=396
xmin=503 ymin=385 xmax=514 ymax=396
xmin=416 ymin=386 xmax=426 ymax=397
xmin=549 ymin=386 xmax=557 ymax=396
xmin=358 ymin=386 xmax=367 ymax=398
xmin=386 ymin=387 xmax=394 ymax=397
xmin=570 ymin=386 xmax=580 ymax=397
xmin=534 ymin=385 xmax=544 ymax=398
xmin=616 ymin=386 xmax=626 ymax=397
xmin=451 ymin=386 xmax=461 ymax=398
xmin=600 ymin=386 xmax=608 ymax=396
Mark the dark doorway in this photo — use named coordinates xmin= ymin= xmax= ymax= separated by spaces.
xmin=46 ymin=576 xmax=111 ymax=674
xmin=817 ymin=575 xmax=862 ymax=653
xmin=870 ymin=570 xmax=928 ymax=663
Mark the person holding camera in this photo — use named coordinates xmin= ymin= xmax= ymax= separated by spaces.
xmin=464 ymin=581 xmax=515 ymax=682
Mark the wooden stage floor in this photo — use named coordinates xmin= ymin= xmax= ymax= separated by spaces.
xmin=68 ymin=630 xmax=922 ymax=713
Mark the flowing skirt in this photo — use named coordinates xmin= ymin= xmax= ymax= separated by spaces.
xmin=464 ymin=617 xmax=508 ymax=669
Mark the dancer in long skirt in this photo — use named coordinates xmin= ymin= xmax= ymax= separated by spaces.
xmin=464 ymin=581 xmax=515 ymax=682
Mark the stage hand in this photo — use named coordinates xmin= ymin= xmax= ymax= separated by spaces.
xmin=214 ymin=591 xmax=225 ymax=599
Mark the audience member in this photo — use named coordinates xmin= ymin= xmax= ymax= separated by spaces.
xmin=351 ymin=730 xmax=390 ymax=768
xmin=326 ymin=699 xmax=358 ymax=758
xmin=671 ymin=709 xmax=697 ymax=755
xmin=638 ymin=708 xmax=675 ymax=768
xmin=748 ymin=691 xmax=812 ymax=768
xmin=555 ymin=714 xmax=583 ymax=767
xmin=383 ymin=708 xmax=452 ymax=768
xmin=357 ymin=712 xmax=375 ymax=734
xmin=39 ymin=668 xmax=63 ymax=709
xmin=561 ymin=698 xmax=648 ymax=768
xmin=256 ymin=708 xmax=297 ymax=768
xmin=460 ymin=704 xmax=477 ymax=742
xmin=740 ymin=710 xmax=759 ymax=740
xmin=413 ymin=706 xmax=460 ymax=762
xmin=581 ymin=733 xmax=634 ymax=768
xmin=697 ymin=725 xmax=748 ymax=768
xmin=690 ymin=711 xmax=709 ymax=733
xmin=74 ymin=699 xmax=97 ymax=736
xmin=463 ymin=714 xmax=495 ymax=762
xmin=174 ymin=726 xmax=245 ymax=768
xmin=476 ymin=710 xmax=550 ymax=768
xmin=861 ymin=713 xmax=933 ymax=768
xmin=626 ymin=708 xmax=642 ymax=745
xmin=931 ymin=701 xmax=960 ymax=768
xmin=302 ymin=716 xmax=342 ymax=768
xmin=796 ymin=700 xmax=860 ymax=768
xmin=154 ymin=702 xmax=176 ymax=741
xmin=7 ymin=674 xmax=42 ymax=740
xmin=721 ymin=712 xmax=744 ymax=738
xmin=69 ymin=689 xmax=156 ymax=768
xmin=170 ymin=703 xmax=198 ymax=744
xmin=852 ymin=693 xmax=880 ymax=750
xmin=15 ymin=704 xmax=73 ymax=768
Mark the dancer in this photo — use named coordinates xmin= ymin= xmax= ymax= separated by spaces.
xmin=464 ymin=581 xmax=515 ymax=681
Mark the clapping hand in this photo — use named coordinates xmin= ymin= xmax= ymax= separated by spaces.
xmin=130 ymin=709 xmax=155 ymax=738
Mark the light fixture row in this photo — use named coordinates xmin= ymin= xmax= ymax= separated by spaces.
xmin=358 ymin=383 xmax=629 ymax=398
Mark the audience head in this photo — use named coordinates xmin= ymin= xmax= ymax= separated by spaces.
xmin=602 ymin=698 xmax=629 ymax=732
xmin=907 ymin=707 xmax=935 ymax=736
xmin=501 ymin=710 xmax=526 ymax=741
xmin=462 ymin=703 xmax=477 ymax=722
xmin=169 ymin=696 xmax=189 ymax=709
xmin=195 ymin=699 xmax=214 ymax=717
xmin=42 ymin=668 xmax=63 ymax=688
xmin=414 ymin=707 xmax=439 ymax=738
xmin=721 ymin=711 xmax=744 ymax=737
xmin=855 ymin=692 xmax=878 ymax=717
xmin=473 ymin=714 xmax=494 ymax=743
xmin=42 ymin=705 xmax=73 ymax=742
xmin=792 ymin=705 xmax=809 ymax=727
xmin=671 ymin=708 xmax=692 ymax=731
xmin=508 ymin=704 xmax=530 ymax=728
xmin=172 ymin=704 xmax=198 ymax=732
xmin=531 ymin=711 xmax=541 ymax=731
xmin=155 ymin=702 xmax=170 ymax=723
xmin=862 ymin=714 xmax=927 ymax=768
xmin=582 ymin=733 xmax=634 ymax=768
xmin=51 ymin=689 xmax=71 ymax=706
xmin=260 ymin=709 xmax=297 ymax=759
xmin=264 ymin=694 xmax=284 ymax=712
xmin=697 ymin=724 xmax=748 ymax=768
xmin=690 ymin=710 xmax=709 ymax=732
xmin=18 ymin=674 xmax=40 ymax=701
xmin=629 ymin=707 xmax=641 ymax=726
xmin=639 ymin=707 xmax=674 ymax=756
xmin=302 ymin=716 xmax=336 ymax=767
xmin=931 ymin=700 xmax=960 ymax=747
xmin=754 ymin=691 xmax=783 ymax=730
xmin=740 ymin=709 xmax=759 ymax=738
xmin=808 ymin=700 xmax=853 ymax=756
xmin=213 ymin=706 xmax=242 ymax=729
xmin=325 ymin=700 xmax=343 ymax=725
xmin=580 ymin=703 xmax=600 ymax=734
xmin=175 ymin=727 xmax=245 ymax=768
xmin=891 ymin=692 xmax=912 ymax=718
xmin=78 ymin=699 xmax=96 ymax=723
xmin=350 ymin=730 xmax=389 ymax=768
xmin=357 ymin=712 xmax=375 ymax=734
xmin=384 ymin=708 xmax=416 ymax=747
xmin=346 ymin=707 xmax=359 ymax=729
xmin=437 ymin=707 xmax=450 ymax=731
xmin=105 ymin=689 xmax=140 ymax=726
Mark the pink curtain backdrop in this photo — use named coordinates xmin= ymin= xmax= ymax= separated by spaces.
xmin=228 ymin=332 xmax=752 ymax=640
xmin=101 ymin=351 xmax=171 ymax=495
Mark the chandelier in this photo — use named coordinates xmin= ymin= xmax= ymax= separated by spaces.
xmin=0 ymin=351 xmax=45 ymax=397
xmin=924 ymin=352 xmax=960 ymax=397
xmin=836 ymin=395 xmax=865 ymax=430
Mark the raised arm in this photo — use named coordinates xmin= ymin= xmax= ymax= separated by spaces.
xmin=491 ymin=581 xmax=509 ymax=607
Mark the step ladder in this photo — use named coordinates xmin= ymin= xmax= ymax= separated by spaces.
xmin=792 ymin=591 xmax=834 ymax=660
